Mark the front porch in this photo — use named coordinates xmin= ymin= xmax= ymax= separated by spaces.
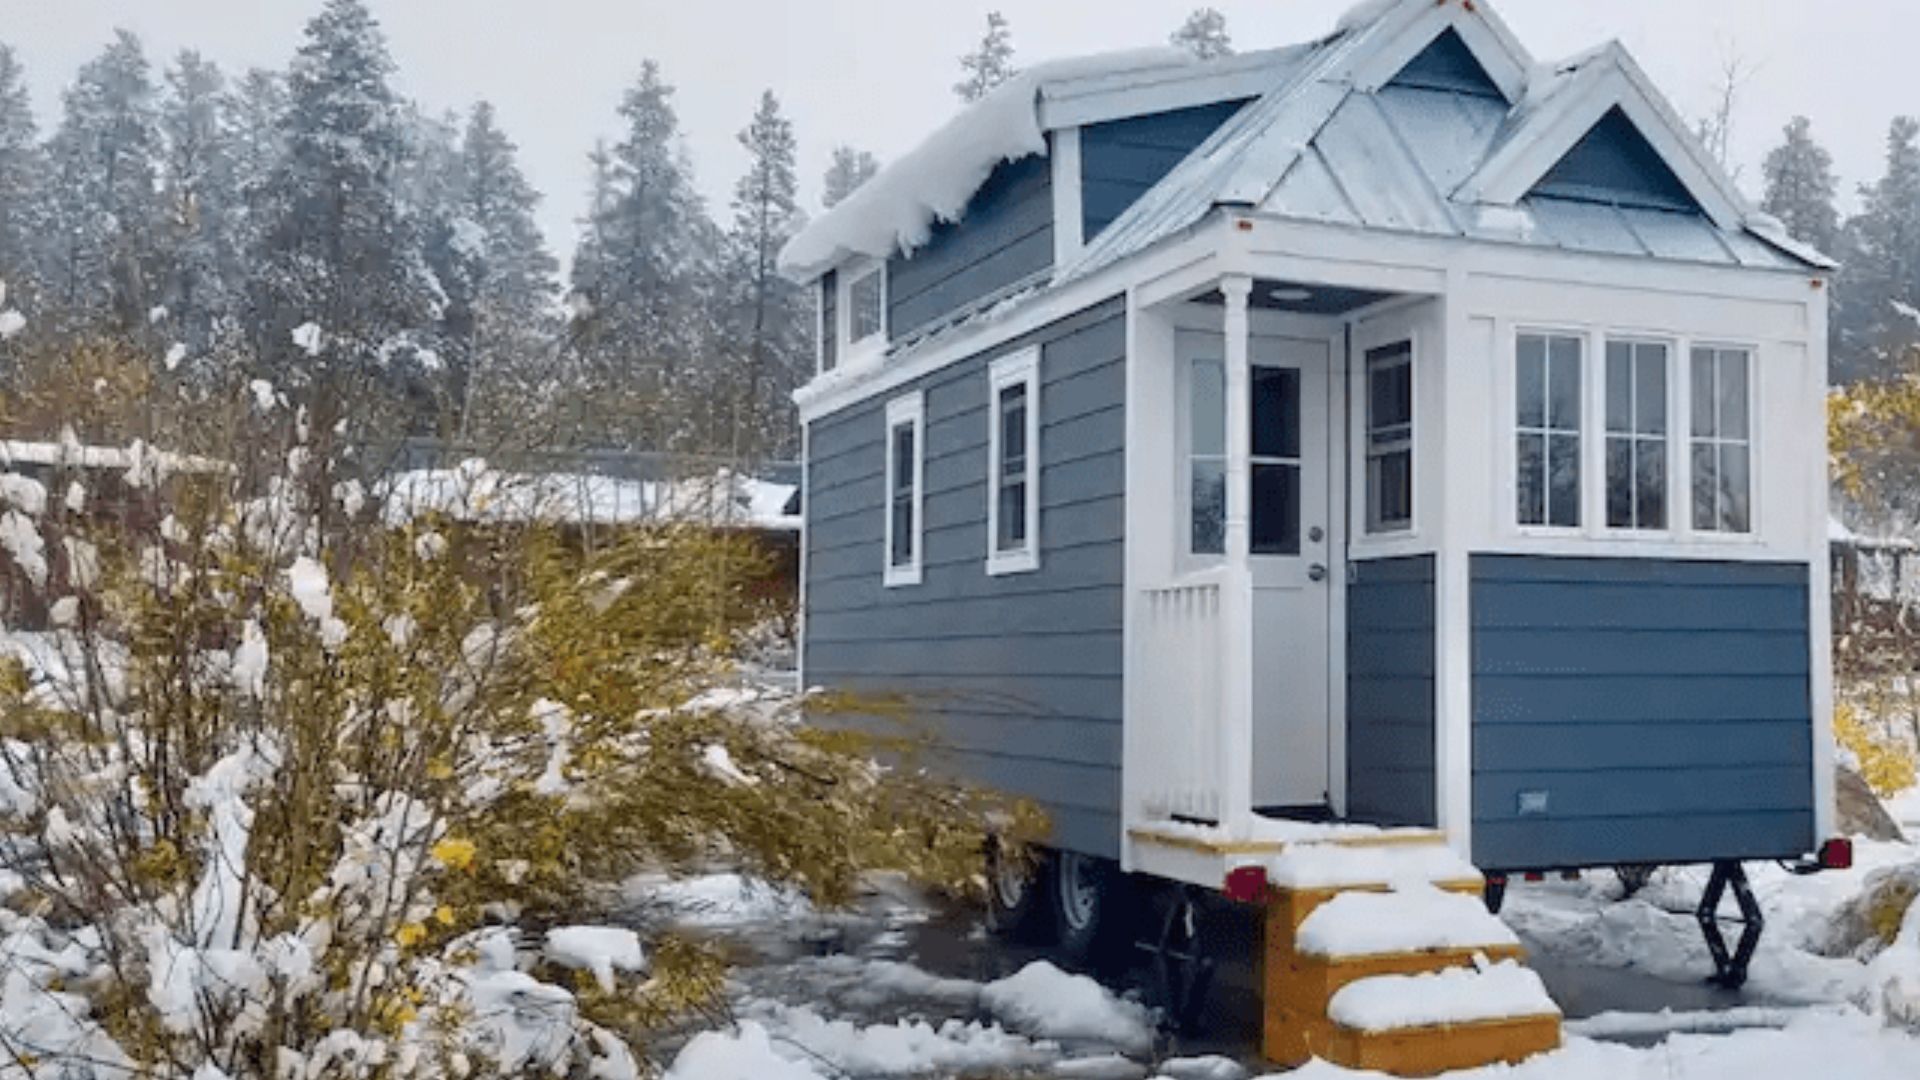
xmin=1121 ymin=263 xmax=1448 ymax=887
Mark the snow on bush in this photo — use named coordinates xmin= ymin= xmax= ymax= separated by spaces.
xmin=0 ymin=371 xmax=1038 ymax=1076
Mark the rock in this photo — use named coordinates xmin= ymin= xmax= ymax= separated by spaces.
xmin=1822 ymin=863 xmax=1920 ymax=959
xmin=1838 ymin=764 xmax=1906 ymax=843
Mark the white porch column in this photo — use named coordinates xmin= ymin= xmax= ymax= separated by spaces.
xmin=1219 ymin=275 xmax=1256 ymax=832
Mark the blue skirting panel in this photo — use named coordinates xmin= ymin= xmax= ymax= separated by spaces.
xmin=1469 ymin=555 xmax=1816 ymax=871
xmin=1347 ymin=556 xmax=1438 ymax=827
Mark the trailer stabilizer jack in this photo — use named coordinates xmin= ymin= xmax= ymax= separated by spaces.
xmin=1696 ymin=860 xmax=1764 ymax=990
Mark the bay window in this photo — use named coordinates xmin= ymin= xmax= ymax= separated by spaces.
xmin=1605 ymin=340 xmax=1669 ymax=531
xmin=1516 ymin=332 xmax=1583 ymax=529
xmin=1691 ymin=346 xmax=1752 ymax=533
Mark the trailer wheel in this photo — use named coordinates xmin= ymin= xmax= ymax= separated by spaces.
xmin=985 ymin=840 xmax=1051 ymax=941
xmin=1052 ymin=851 xmax=1121 ymax=962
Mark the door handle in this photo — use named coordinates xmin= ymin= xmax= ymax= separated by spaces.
xmin=1307 ymin=564 xmax=1329 ymax=583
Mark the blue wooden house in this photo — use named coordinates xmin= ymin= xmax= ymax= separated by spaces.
xmin=782 ymin=0 xmax=1841 ymax=953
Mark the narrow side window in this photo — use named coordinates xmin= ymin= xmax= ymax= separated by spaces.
xmin=1516 ymin=332 xmax=1583 ymax=529
xmin=1189 ymin=356 xmax=1227 ymax=556
xmin=818 ymin=270 xmax=839 ymax=373
xmin=1690 ymin=346 xmax=1752 ymax=534
xmin=883 ymin=392 xmax=925 ymax=587
xmin=849 ymin=267 xmax=885 ymax=344
xmin=1604 ymin=340 xmax=1669 ymax=531
xmin=987 ymin=347 xmax=1041 ymax=575
xmin=1365 ymin=342 xmax=1414 ymax=534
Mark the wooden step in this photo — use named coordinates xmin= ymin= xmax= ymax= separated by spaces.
xmin=1323 ymin=1013 xmax=1562 ymax=1077
xmin=1264 ymin=946 xmax=1529 ymax=1067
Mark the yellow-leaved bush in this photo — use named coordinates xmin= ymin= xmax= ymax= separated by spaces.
xmin=0 ymin=392 xmax=1043 ymax=1077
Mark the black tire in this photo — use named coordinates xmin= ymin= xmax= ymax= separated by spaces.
xmin=1051 ymin=850 xmax=1124 ymax=963
xmin=1615 ymin=864 xmax=1658 ymax=898
xmin=985 ymin=839 xmax=1052 ymax=941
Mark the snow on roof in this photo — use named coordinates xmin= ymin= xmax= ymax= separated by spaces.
xmin=380 ymin=460 xmax=799 ymax=532
xmin=777 ymin=48 xmax=1196 ymax=281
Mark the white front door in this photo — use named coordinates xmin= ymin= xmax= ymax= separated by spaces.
xmin=1177 ymin=326 xmax=1336 ymax=812
xmin=1248 ymin=333 xmax=1334 ymax=810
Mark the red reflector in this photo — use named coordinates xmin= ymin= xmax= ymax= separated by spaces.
xmin=1523 ymin=871 xmax=1545 ymax=883
xmin=1224 ymin=865 xmax=1269 ymax=904
xmin=1819 ymin=837 xmax=1854 ymax=871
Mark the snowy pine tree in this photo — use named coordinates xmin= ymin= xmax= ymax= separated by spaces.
xmin=568 ymin=61 xmax=715 ymax=450
xmin=157 ymin=50 xmax=243 ymax=352
xmin=1761 ymin=116 xmax=1840 ymax=257
xmin=42 ymin=30 xmax=163 ymax=333
xmin=443 ymin=101 xmax=560 ymax=436
xmin=715 ymin=90 xmax=807 ymax=458
xmin=1836 ymin=117 xmax=1920 ymax=385
xmin=256 ymin=0 xmax=441 ymax=418
xmin=0 ymin=44 xmax=45 ymax=316
xmin=822 ymin=145 xmax=879 ymax=209
xmin=1171 ymin=8 xmax=1234 ymax=60
xmin=955 ymin=12 xmax=1017 ymax=103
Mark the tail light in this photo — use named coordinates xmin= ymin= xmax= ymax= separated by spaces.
xmin=1224 ymin=865 xmax=1269 ymax=904
xmin=1819 ymin=838 xmax=1853 ymax=871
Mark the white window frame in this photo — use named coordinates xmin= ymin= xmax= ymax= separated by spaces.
xmin=883 ymin=391 xmax=925 ymax=588
xmin=1687 ymin=343 xmax=1757 ymax=536
xmin=1602 ymin=336 xmax=1675 ymax=535
xmin=844 ymin=259 xmax=888 ymax=366
xmin=986 ymin=347 xmax=1041 ymax=576
xmin=816 ymin=271 xmax=838 ymax=376
xmin=1513 ymin=327 xmax=1587 ymax=534
xmin=1363 ymin=340 xmax=1414 ymax=536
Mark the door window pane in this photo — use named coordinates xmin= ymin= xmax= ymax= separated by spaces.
xmin=1251 ymin=464 xmax=1301 ymax=556
xmin=1252 ymin=366 xmax=1301 ymax=459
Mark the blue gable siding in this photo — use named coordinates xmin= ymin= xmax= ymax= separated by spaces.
xmin=1531 ymin=106 xmax=1700 ymax=213
xmin=887 ymin=154 xmax=1054 ymax=342
xmin=1470 ymin=555 xmax=1816 ymax=871
xmin=804 ymin=298 xmax=1128 ymax=859
xmin=1081 ymin=101 xmax=1248 ymax=241
xmin=1388 ymin=27 xmax=1505 ymax=98
xmin=1347 ymin=556 xmax=1437 ymax=828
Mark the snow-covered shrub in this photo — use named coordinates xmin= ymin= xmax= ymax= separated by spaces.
xmin=0 ymin=380 xmax=1038 ymax=1076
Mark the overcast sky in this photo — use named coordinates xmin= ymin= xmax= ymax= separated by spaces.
xmin=9 ymin=0 xmax=1916 ymax=263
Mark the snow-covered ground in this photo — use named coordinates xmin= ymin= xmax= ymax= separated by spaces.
xmin=643 ymin=832 xmax=1920 ymax=1079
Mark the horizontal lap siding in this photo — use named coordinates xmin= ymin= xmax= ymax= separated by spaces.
xmin=804 ymin=298 xmax=1128 ymax=859
xmin=1080 ymin=101 xmax=1247 ymax=241
xmin=887 ymin=154 xmax=1053 ymax=341
xmin=1469 ymin=555 xmax=1815 ymax=870
xmin=1347 ymin=556 xmax=1437 ymax=828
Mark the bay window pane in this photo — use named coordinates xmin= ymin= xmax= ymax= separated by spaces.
xmin=1691 ymin=349 xmax=1716 ymax=437
xmin=1637 ymin=347 xmax=1667 ymax=433
xmin=1719 ymin=353 xmax=1750 ymax=439
xmin=1691 ymin=443 xmax=1717 ymax=531
xmin=1719 ymin=445 xmax=1751 ymax=532
xmin=1636 ymin=440 xmax=1667 ymax=530
xmin=1549 ymin=434 xmax=1581 ymax=528
xmin=1517 ymin=336 xmax=1546 ymax=428
xmin=1518 ymin=433 xmax=1546 ymax=525
xmin=1606 ymin=342 xmax=1632 ymax=433
xmin=1548 ymin=340 xmax=1581 ymax=430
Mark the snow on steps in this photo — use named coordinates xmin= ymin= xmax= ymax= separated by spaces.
xmin=1262 ymin=872 xmax=1559 ymax=1074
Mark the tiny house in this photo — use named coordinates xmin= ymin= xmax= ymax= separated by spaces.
xmin=784 ymin=0 xmax=1838 ymax=929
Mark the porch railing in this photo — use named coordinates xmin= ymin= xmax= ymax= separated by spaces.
xmin=1132 ymin=581 xmax=1226 ymax=825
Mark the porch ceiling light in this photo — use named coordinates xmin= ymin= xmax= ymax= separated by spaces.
xmin=1269 ymin=287 xmax=1313 ymax=303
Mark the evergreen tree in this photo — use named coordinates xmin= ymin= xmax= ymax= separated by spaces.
xmin=1761 ymin=116 xmax=1840 ymax=256
xmin=822 ymin=145 xmax=879 ymax=209
xmin=443 ymin=101 xmax=559 ymax=435
xmin=0 ymin=45 xmax=45 ymax=315
xmin=42 ymin=30 xmax=163 ymax=333
xmin=1171 ymin=8 xmax=1234 ymax=60
xmin=157 ymin=50 xmax=242 ymax=351
xmin=955 ymin=12 xmax=1017 ymax=103
xmin=1836 ymin=117 xmax=1920 ymax=384
xmin=715 ymin=90 xmax=806 ymax=458
xmin=256 ymin=0 xmax=440 ymax=414
xmin=568 ymin=61 xmax=714 ymax=450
